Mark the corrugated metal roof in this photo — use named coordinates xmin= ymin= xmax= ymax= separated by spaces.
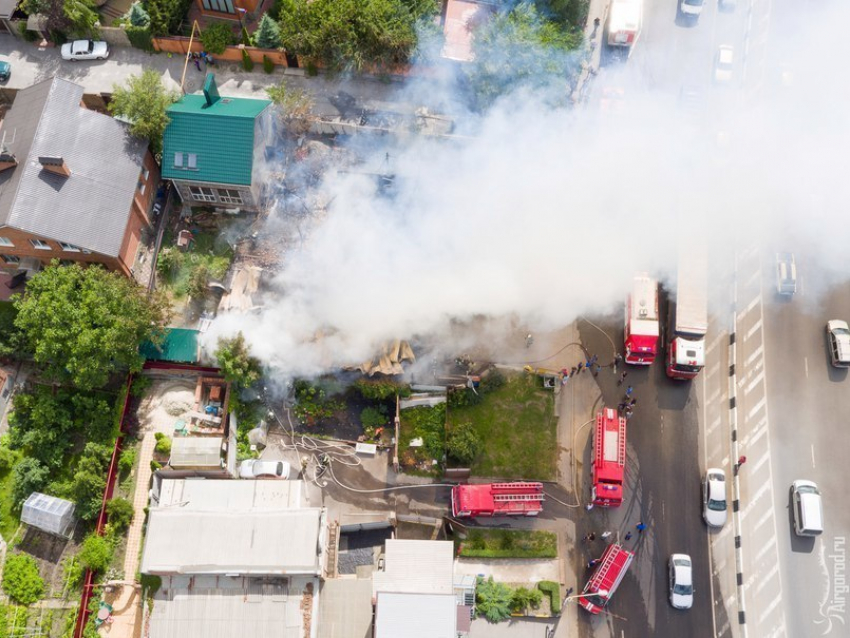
xmin=375 ymin=593 xmax=457 ymax=638
xmin=157 ymin=478 xmax=303 ymax=510
xmin=0 ymin=0 xmax=17 ymax=19
xmin=373 ymin=540 xmax=454 ymax=595
xmin=150 ymin=576 xmax=313 ymax=638
xmin=0 ymin=77 xmax=149 ymax=257
xmin=141 ymin=508 xmax=323 ymax=575
xmin=162 ymin=79 xmax=270 ymax=186
xmin=140 ymin=328 xmax=200 ymax=363
xmin=169 ymin=437 xmax=224 ymax=469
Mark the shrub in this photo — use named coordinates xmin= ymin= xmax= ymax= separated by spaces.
xmin=0 ymin=444 xmax=18 ymax=472
xmin=12 ymin=457 xmax=49 ymax=508
xmin=106 ymin=498 xmax=135 ymax=532
xmin=241 ymin=48 xmax=254 ymax=71
xmin=446 ymin=421 xmax=481 ymax=466
xmin=263 ymin=54 xmax=274 ymax=73
xmin=18 ymin=23 xmax=39 ymax=42
xmin=254 ymin=13 xmax=281 ymax=49
xmin=353 ymin=379 xmax=411 ymax=400
xmin=200 ymin=21 xmax=233 ymax=54
xmin=126 ymin=25 xmax=153 ymax=51
xmin=156 ymin=247 xmax=183 ymax=278
xmin=240 ymin=25 xmax=251 ymax=46
xmin=79 ymin=534 xmax=113 ymax=573
xmin=118 ymin=447 xmax=137 ymax=475
xmin=510 ymin=586 xmax=542 ymax=614
xmin=538 ymin=581 xmax=561 ymax=615
xmin=150 ymin=459 xmax=162 ymax=471
xmin=154 ymin=435 xmax=171 ymax=455
xmin=131 ymin=375 xmax=152 ymax=397
xmin=305 ymin=60 xmax=318 ymax=76
xmin=127 ymin=2 xmax=150 ymax=26
xmin=475 ymin=577 xmax=513 ymax=623
xmin=360 ymin=406 xmax=388 ymax=430
xmin=2 ymin=553 xmax=45 ymax=605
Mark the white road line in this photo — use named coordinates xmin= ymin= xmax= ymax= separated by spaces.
xmin=745 ymin=344 xmax=765 ymax=367
xmin=811 ymin=445 xmax=815 ymax=468
xmin=747 ymin=396 xmax=767 ymax=420
xmin=804 ymin=357 xmax=808 ymax=379
xmin=745 ymin=319 xmax=763 ymax=341
xmin=700 ymin=360 xmax=719 ymax=638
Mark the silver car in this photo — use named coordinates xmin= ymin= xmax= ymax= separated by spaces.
xmin=827 ymin=320 xmax=850 ymax=368
xmin=669 ymin=554 xmax=694 ymax=609
xmin=703 ymin=468 xmax=728 ymax=528
xmin=61 ymin=40 xmax=110 ymax=61
xmin=239 ymin=459 xmax=291 ymax=479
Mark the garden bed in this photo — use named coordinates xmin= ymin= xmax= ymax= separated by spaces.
xmin=458 ymin=529 xmax=557 ymax=559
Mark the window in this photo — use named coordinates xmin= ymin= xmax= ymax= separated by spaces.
xmin=187 ymin=153 xmax=197 ymax=169
xmin=60 ymin=243 xmax=81 ymax=252
xmin=138 ymin=181 xmax=147 ymax=195
xmin=202 ymin=0 xmax=235 ymax=13
xmin=141 ymin=167 xmax=150 ymax=181
xmin=217 ymin=189 xmax=243 ymax=205
xmin=1 ymin=254 xmax=19 ymax=264
xmin=30 ymin=239 xmax=51 ymax=250
xmin=189 ymin=186 xmax=216 ymax=202
xmin=174 ymin=152 xmax=184 ymax=168
xmin=59 ymin=260 xmax=76 ymax=267
xmin=0 ymin=237 xmax=13 ymax=247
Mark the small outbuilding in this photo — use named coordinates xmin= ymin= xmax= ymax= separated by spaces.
xmin=21 ymin=493 xmax=76 ymax=538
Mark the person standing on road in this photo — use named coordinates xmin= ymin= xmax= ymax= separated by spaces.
xmin=625 ymin=531 xmax=633 ymax=541
xmin=625 ymin=385 xmax=633 ymax=398
xmin=600 ymin=531 xmax=612 ymax=540
xmin=636 ymin=522 xmax=647 ymax=532
xmin=618 ymin=371 xmax=628 ymax=386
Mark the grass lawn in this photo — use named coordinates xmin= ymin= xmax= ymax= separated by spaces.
xmin=449 ymin=372 xmax=556 ymax=480
xmin=397 ymin=405 xmax=445 ymax=476
xmin=458 ymin=528 xmax=558 ymax=559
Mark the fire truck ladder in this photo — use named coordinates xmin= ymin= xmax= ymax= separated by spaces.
xmin=592 ymin=547 xmax=622 ymax=585
xmin=493 ymin=492 xmax=545 ymax=502
xmin=617 ymin=417 xmax=626 ymax=466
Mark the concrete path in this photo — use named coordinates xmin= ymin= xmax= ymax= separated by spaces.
xmin=122 ymin=432 xmax=156 ymax=580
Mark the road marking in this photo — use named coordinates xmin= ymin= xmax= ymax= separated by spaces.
xmin=811 ymin=445 xmax=815 ymax=468
xmin=804 ymin=357 xmax=808 ymax=379
xmin=701 ymin=364 xmax=720 ymax=638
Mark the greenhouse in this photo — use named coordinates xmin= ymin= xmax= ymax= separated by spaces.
xmin=21 ymin=492 xmax=76 ymax=538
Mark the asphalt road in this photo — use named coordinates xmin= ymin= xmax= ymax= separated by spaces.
xmin=577 ymin=309 xmax=717 ymax=638
xmin=761 ymin=252 xmax=850 ymax=637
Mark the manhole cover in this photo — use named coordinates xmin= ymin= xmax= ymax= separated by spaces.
xmin=184 ymin=80 xmax=196 ymax=92
xmin=229 ymin=64 xmax=240 ymax=73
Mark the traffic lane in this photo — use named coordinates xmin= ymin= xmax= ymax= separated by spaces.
xmin=579 ymin=319 xmax=712 ymax=636
xmin=761 ymin=271 xmax=850 ymax=637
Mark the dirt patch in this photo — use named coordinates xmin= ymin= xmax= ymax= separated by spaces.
xmin=136 ymin=380 xmax=197 ymax=436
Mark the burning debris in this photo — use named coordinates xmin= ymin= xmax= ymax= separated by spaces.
xmin=351 ymin=340 xmax=416 ymax=376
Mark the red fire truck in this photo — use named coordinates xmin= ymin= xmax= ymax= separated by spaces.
xmin=578 ymin=544 xmax=635 ymax=614
xmin=451 ymin=482 xmax=544 ymax=518
xmin=624 ymin=273 xmax=659 ymax=365
xmin=591 ymin=408 xmax=627 ymax=507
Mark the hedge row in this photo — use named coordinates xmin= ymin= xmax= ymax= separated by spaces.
xmin=459 ymin=547 xmax=558 ymax=559
xmin=537 ymin=580 xmax=561 ymax=615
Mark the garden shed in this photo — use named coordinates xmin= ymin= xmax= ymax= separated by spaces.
xmin=21 ymin=493 xmax=76 ymax=538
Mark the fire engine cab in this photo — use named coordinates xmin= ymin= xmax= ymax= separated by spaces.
xmin=591 ymin=408 xmax=627 ymax=507
xmin=625 ymin=273 xmax=660 ymax=365
xmin=451 ymin=482 xmax=544 ymax=518
xmin=578 ymin=544 xmax=635 ymax=614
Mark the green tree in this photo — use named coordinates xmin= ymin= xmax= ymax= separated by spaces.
xmin=254 ymin=13 xmax=281 ymax=49
xmin=510 ymin=586 xmax=543 ymax=613
xmin=200 ymin=21 xmax=234 ymax=54
xmin=8 ymin=389 xmax=75 ymax=468
xmin=466 ymin=2 xmax=584 ymax=110
xmin=475 ymin=576 xmax=514 ymax=623
xmin=68 ymin=443 xmax=113 ymax=521
xmin=2 ymin=554 xmax=45 ymax=605
xmin=154 ymin=433 xmax=172 ymax=455
xmin=106 ymin=498 xmax=135 ymax=532
xmin=146 ymin=0 xmax=191 ymax=36
xmin=127 ymin=1 xmax=150 ymax=26
xmin=11 ymin=458 xmax=49 ymax=508
xmin=266 ymin=82 xmax=314 ymax=135
xmin=277 ymin=0 xmax=439 ymax=71
xmin=215 ymin=332 xmax=261 ymax=389
xmin=13 ymin=262 xmax=170 ymax=390
xmin=22 ymin=0 xmax=98 ymax=38
xmin=108 ymin=69 xmax=179 ymax=157
xmin=79 ymin=534 xmax=114 ymax=572
xmin=446 ymin=421 xmax=481 ymax=466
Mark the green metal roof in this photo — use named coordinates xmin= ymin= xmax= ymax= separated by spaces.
xmin=162 ymin=75 xmax=271 ymax=186
xmin=141 ymin=328 xmax=200 ymax=364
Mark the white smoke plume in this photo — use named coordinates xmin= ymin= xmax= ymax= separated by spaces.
xmin=206 ymin=0 xmax=850 ymax=378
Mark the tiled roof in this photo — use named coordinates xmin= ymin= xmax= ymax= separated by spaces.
xmin=162 ymin=74 xmax=271 ymax=186
xmin=0 ymin=77 xmax=148 ymax=257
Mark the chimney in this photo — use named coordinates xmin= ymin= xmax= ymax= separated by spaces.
xmin=202 ymin=73 xmax=221 ymax=108
xmin=0 ymin=149 xmax=16 ymax=173
xmin=38 ymin=156 xmax=71 ymax=178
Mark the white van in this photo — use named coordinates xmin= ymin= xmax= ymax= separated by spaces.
xmin=791 ymin=480 xmax=823 ymax=537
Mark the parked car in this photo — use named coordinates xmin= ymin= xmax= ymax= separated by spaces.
xmin=239 ymin=459 xmax=291 ymax=479
xmin=775 ymin=252 xmax=797 ymax=296
xmin=669 ymin=554 xmax=694 ymax=609
xmin=703 ymin=468 xmax=728 ymax=528
xmin=719 ymin=0 xmax=737 ymax=11
xmin=0 ymin=60 xmax=10 ymax=82
xmin=714 ymin=45 xmax=734 ymax=83
xmin=790 ymin=479 xmax=823 ymax=537
xmin=61 ymin=40 xmax=110 ymax=61
xmin=826 ymin=320 xmax=850 ymax=368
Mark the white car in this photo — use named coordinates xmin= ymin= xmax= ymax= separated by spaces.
xmin=826 ymin=320 xmax=850 ymax=367
xmin=239 ymin=459 xmax=291 ymax=479
xmin=719 ymin=0 xmax=736 ymax=11
xmin=714 ymin=45 xmax=734 ymax=83
xmin=703 ymin=468 xmax=728 ymax=528
xmin=61 ymin=40 xmax=109 ymax=61
xmin=669 ymin=554 xmax=694 ymax=609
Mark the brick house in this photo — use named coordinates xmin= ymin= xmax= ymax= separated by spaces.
xmin=162 ymin=74 xmax=274 ymax=214
xmin=195 ymin=0 xmax=263 ymax=22
xmin=0 ymin=77 xmax=158 ymax=278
